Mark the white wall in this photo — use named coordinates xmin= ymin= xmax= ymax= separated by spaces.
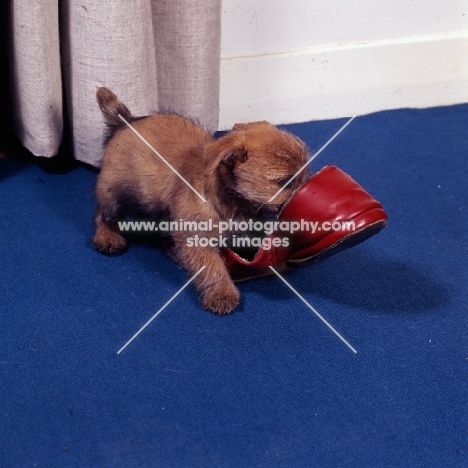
xmin=219 ymin=0 xmax=468 ymax=128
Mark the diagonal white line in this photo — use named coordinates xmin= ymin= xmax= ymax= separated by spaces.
xmin=118 ymin=114 xmax=207 ymax=203
xmin=117 ymin=266 xmax=206 ymax=354
xmin=268 ymin=266 xmax=357 ymax=353
xmin=268 ymin=115 xmax=357 ymax=202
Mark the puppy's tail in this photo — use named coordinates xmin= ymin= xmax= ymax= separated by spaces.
xmin=96 ymin=87 xmax=134 ymax=128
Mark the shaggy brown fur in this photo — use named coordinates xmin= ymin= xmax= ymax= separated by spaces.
xmin=93 ymin=87 xmax=310 ymax=314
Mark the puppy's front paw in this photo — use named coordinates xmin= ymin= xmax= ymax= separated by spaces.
xmin=201 ymin=283 xmax=240 ymax=315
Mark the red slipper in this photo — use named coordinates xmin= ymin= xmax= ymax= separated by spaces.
xmin=222 ymin=166 xmax=388 ymax=281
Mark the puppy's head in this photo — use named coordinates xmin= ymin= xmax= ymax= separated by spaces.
xmin=204 ymin=121 xmax=310 ymax=214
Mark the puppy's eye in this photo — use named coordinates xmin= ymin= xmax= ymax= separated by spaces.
xmin=277 ymin=176 xmax=294 ymax=188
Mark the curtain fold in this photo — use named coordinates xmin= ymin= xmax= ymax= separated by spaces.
xmin=60 ymin=0 xmax=159 ymax=167
xmin=10 ymin=0 xmax=222 ymax=167
xmin=11 ymin=1 xmax=63 ymax=158
xmin=152 ymin=0 xmax=222 ymax=133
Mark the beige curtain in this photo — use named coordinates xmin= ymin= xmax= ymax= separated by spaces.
xmin=10 ymin=0 xmax=222 ymax=167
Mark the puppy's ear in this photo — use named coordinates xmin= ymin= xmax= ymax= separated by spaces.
xmin=204 ymin=135 xmax=248 ymax=176
xmin=232 ymin=121 xmax=270 ymax=132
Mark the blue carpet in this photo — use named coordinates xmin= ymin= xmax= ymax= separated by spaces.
xmin=1 ymin=105 xmax=467 ymax=467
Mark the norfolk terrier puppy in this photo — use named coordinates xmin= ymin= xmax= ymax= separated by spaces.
xmin=93 ymin=87 xmax=309 ymax=314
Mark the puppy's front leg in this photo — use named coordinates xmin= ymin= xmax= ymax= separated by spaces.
xmin=171 ymin=236 xmax=239 ymax=315
xmin=195 ymin=253 xmax=241 ymax=315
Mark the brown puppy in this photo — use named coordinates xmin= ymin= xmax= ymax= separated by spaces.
xmin=93 ymin=87 xmax=309 ymax=314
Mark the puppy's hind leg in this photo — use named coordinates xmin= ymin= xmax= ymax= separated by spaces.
xmin=93 ymin=204 xmax=128 ymax=255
